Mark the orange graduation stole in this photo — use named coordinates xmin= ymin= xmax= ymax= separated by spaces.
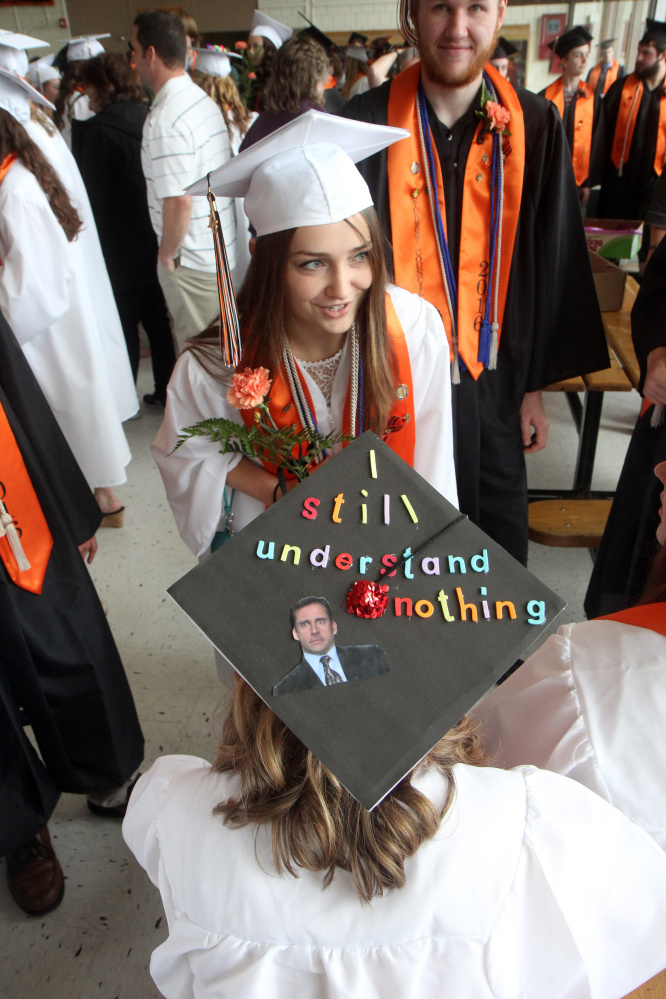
xmin=598 ymin=603 xmax=666 ymax=638
xmin=387 ymin=62 xmax=525 ymax=380
xmin=544 ymin=79 xmax=595 ymax=187
xmin=611 ymin=73 xmax=666 ymax=176
xmin=241 ymin=293 xmax=415 ymax=477
xmin=0 ymin=400 xmax=53 ymax=594
xmin=589 ymin=59 xmax=620 ymax=96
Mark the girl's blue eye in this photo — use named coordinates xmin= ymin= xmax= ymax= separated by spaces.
xmin=301 ymin=259 xmax=324 ymax=270
xmin=355 ymin=251 xmax=370 ymax=262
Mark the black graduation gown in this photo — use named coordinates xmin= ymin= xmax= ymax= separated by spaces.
xmin=598 ymin=75 xmax=666 ymax=221
xmin=0 ymin=314 xmax=144 ymax=856
xmin=341 ymin=83 xmax=609 ymax=564
xmin=584 ymin=238 xmax=666 ymax=617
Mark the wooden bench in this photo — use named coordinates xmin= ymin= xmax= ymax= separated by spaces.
xmin=528 ymin=498 xmax=613 ymax=547
xmin=624 ymin=968 xmax=666 ymax=998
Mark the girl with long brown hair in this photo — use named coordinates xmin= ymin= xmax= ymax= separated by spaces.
xmin=0 ymin=74 xmax=133 ymax=511
xmin=152 ymin=115 xmax=457 ymax=559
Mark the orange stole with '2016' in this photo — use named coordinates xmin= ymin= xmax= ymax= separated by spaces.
xmin=386 ymin=62 xmax=525 ymax=380
xmin=240 ymin=294 xmax=415 ymax=477
xmin=543 ymin=79 xmax=595 ymax=187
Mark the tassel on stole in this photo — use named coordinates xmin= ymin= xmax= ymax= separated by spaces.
xmin=0 ymin=501 xmax=31 ymax=572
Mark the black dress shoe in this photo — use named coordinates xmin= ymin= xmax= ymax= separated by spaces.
xmin=6 ymin=826 xmax=65 ymax=916
xmin=143 ymin=393 xmax=165 ymax=408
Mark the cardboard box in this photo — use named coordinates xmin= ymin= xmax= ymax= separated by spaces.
xmin=588 ymin=250 xmax=626 ymax=312
xmin=584 ymin=218 xmax=643 ymax=260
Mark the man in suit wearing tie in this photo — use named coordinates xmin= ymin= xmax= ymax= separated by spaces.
xmin=273 ymin=596 xmax=390 ymax=696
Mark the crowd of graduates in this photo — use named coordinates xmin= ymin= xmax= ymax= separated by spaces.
xmin=2 ymin=5 xmax=666 ymax=998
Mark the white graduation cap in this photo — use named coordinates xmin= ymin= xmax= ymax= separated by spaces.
xmin=249 ymin=11 xmax=293 ymax=50
xmin=26 ymin=55 xmax=60 ymax=92
xmin=0 ymin=67 xmax=55 ymax=124
xmin=0 ymin=30 xmax=49 ymax=77
xmin=67 ymin=34 xmax=110 ymax=62
xmin=193 ymin=46 xmax=241 ymax=78
xmin=186 ymin=111 xmax=408 ymax=237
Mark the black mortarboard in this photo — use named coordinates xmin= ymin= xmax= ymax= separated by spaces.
xmin=599 ymin=38 xmax=616 ymax=48
xmin=348 ymin=32 xmax=369 ymax=46
xmin=491 ymin=36 xmax=518 ymax=59
xmin=297 ymin=14 xmax=339 ymax=55
xmin=642 ymin=19 xmax=666 ymax=46
xmin=548 ymin=25 xmax=593 ymax=58
xmin=169 ymin=433 xmax=565 ymax=810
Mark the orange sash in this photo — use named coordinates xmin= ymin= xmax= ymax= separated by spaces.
xmin=544 ymin=79 xmax=595 ymax=186
xmin=0 ymin=400 xmax=53 ymax=593
xmin=598 ymin=602 xmax=666 ymax=637
xmin=611 ymin=73 xmax=666 ymax=176
xmin=241 ymin=293 xmax=415 ymax=475
xmin=589 ymin=59 xmax=620 ymax=96
xmin=387 ymin=63 xmax=525 ymax=380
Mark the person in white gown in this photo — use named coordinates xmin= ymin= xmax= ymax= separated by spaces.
xmin=0 ymin=72 xmax=131 ymax=503
xmin=472 ymin=459 xmax=666 ymax=851
xmin=54 ymin=34 xmax=109 ymax=148
xmin=123 ymin=682 xmax=666 ymax=999
xmin=152 ymin=113 xmax=458 ymax=559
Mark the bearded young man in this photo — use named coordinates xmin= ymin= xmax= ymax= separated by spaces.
xmin=341 ymin=0 xmax=608 ymax=566
xmin=598 ymin=19 xmax=666 ymax=263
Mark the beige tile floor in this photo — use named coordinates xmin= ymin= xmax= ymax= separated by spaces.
xmin=0 ymin=358 xmax=642 ymax=999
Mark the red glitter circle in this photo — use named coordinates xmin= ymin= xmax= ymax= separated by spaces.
xmin=345 ymin=580 xmax=390 ymax=619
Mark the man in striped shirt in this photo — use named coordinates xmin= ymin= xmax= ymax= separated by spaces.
xmin=132 ymin=11 xmax=235 ymax=352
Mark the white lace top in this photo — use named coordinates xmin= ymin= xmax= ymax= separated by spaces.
xmin=297 ymin=348 xmax=343 ymax=410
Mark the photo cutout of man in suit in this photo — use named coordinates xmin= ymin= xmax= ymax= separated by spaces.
xmin=273 ymin=596 xmax=390 ymax=696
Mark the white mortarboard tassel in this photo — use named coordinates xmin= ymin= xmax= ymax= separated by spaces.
xmin=249 ymin=11 xmax=293 ymax=50
xmin=193 ymin=47 xmax=241 ymax=79
xmin=187 ymin=111 xmax=409 ymax=236
xmin=67 ymin=34 xmax=110 ymax=62
xmin=0 ymin=66 xmax=55 ymax=124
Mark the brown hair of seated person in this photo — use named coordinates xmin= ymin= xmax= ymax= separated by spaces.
xmin=342 ymin=54 xmax=369 ymax=100
xmin=213 ymin=675 xmax=488 ymax=903
xmin=262 ymin=34 xmax=328 ymax=113
xmin=77 ymin=51 xmax=145 ymax=110
xmin=0 ymin=109 xmax=81 ymax=241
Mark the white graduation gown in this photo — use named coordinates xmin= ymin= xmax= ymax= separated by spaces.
xmin=123 ymin=754 xmax=666 ymax=999
xmin=471 ymin=618 xmax=666 ymax=850
xmin=152 ymin=284 xmax=458 ymax=557
xmin=25 ymin=117 xmax=139 ymax=421
xmin=59 ymin=90 xmax=94 ymax=150
xmin=0 ymin=160 xmax=131 ymax=488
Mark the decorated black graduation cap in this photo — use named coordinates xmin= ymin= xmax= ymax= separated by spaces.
xmin=168 ymin=433 xmax=565 ymax=810
xmin=548 ymin=25 xmax=593 ymax=58
xmin=491 ymin=37 xmax=519 ymax=60
xmin=642 ymin=19 xmax=666 ymax=47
